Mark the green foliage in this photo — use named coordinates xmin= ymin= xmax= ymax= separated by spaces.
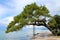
xmin=6 ymin=3 xmax=50 ymax=33
xmin=6 ymin=3 xmax=60 ymax=36
xmin=57 ymin=30 xmax=60 ymax=36
xmin=48 ymin=18 xmax=57 ymax=29
xmin=48 ymin=15 xmax=60 ymax=35
xmin=54 ymin=15 xmax=60 ymax=24
xmin=54 ymin=15 xmax=60 ymax=29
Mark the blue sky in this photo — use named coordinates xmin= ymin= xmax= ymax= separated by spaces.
xmin=0 ymin=0 xmax=60 ymax=30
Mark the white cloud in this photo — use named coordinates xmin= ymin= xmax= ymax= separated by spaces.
xmin=35 ymin=0 xmax=60 ymax=15
xmin=0 ymin=0 xmax=60 ymax=16
xmin=0 ymin=0 xmax=36 ymax=27
xmin=0 ymin=5 xmax=7 ymax=16
xmin=0 ymin=16 xmax=13 ymax=26
xmin=0 ymin=0 xmax=35 ymax=19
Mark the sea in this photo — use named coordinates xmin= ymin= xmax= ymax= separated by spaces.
xmin=0 ymin=26 xmax=50 ymax=40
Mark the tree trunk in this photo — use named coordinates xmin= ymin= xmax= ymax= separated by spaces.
xmin=44 ymin=22 xmax=57 ymax=35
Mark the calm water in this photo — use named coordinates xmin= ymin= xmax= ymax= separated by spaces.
xmin=0 ymin=27 xmax=50 ymax=40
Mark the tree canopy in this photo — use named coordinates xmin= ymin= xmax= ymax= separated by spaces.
xmin=6 ymin=3 xmax=60 ymax=36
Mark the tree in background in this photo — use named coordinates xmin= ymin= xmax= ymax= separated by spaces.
xmin=48 ymin=15 xmax=60 ymax=35
xmin=54 ymin=15 xmax=60 ymax=35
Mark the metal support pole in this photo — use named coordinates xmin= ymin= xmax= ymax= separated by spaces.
xmin=33 ymin=25 xmax=35 ymax=39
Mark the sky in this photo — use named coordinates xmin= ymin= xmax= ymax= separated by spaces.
xmin=0 ymin=0 xmax=60 ymax=30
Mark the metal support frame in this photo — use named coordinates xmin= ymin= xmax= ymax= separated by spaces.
xmin=33 ymin=25 xmax=35 ymax=39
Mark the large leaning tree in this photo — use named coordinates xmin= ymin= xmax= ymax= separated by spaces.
xmin=5 ymin=3 xmax=60 ymax=36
